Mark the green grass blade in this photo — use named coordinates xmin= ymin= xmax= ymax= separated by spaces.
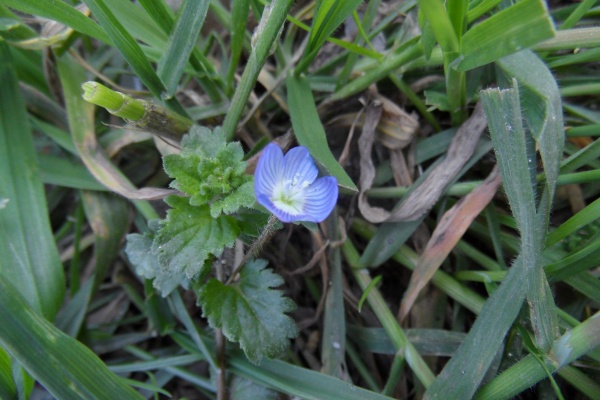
xmin=2 ymin=0 xmax=110 ymax=43
xmin=37 ymin=154 xmax=107 ymax=191
xmin=546 ymin=196 xmax=600 ymax=247
xmin=228 ymin=354 xmax=396 ymax=400
xmin=321 ymin=212 xmax=346 ymax=378
xmin=157 ymin=0 xmax=210 ymax=97
xmin=0 ymin=276 xmax=144 ymax=400
xmin=344 ymin=242 xmax=436 ymax=387
xmin=424 ymin=255 xmax=527 ymax=399
xmin=496 ymin=51 xmax=564 ymax=194
xmin=286 ymin=73 xmax=357 ymax=191
xmin=417 ymin=0 xmax=459 ymax=53
xmin=82 ymin=0 xmax=186 ymax=115
xmin=227 ymin=0 xmax=250 ymax=94
xmin=0 ymin=39 xmax=64 ymax=320
xmin=137 ymin=0 xmax=175 ymax=34
xmin=484 ymin=82 xmax=559 ymax=352
xmin=559 ymin=0 xmax=597 ymax=30
xmin=454 ymin=0 xmax=555 ymax=71
xmin=0 ymin=343 xmax=16 ymax=399
xmin=474 ymin=312 xmax=600 ymax=399
xmin=222 ymin=0 xmax=294 ymax=140
xmin=295 ymin=0 xmax=363 ymax=74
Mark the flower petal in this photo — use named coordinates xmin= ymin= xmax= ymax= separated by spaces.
xmin=282 ymin=146 xmax=318 ymax=186
xmin=298 ymin=176 xmax=338 ymax=222
xmin=254 ymin=143 xmax=284 ymax=200
xmin=256 ymin=193 xmax=299 ymax=223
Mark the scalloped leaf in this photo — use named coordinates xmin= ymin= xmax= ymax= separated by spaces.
xmin=153 ymin=196 xmax=240 ymax=279
xmin=125 ymin=221 xmax=190 ymax=296
xmin=163 ymin=125 xmax=254 ymax=214
xmin=198 ymin=259 xmax=298 ymax=364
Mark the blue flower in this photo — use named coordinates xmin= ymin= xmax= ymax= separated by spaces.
xmin=254 ymin=144 xmax=338 ymax=223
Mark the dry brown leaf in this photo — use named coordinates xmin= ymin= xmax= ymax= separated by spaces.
xmin=387 ymin=102 xmax=487 ymax=222
xmin=357 ymin=99 xmax=391 ymax=223
xmin=399 ymin=166 xmax=501 ymax=321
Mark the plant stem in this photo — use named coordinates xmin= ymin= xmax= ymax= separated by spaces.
xmin=226 ymin=214 xmax=279 ymax=284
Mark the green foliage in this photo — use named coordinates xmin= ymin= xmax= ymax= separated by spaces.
xmin=198 ymin=259 xmax=298 ymax=364
xmin=125 ymin=221 xmax=190 ymax=297
xmin=126 ymin=126 xmax=257 ymax=295
xmin=153 ymin=197 xmax=240 ymax=279
xmin=164 ymin=126 xmax=255 ymax=217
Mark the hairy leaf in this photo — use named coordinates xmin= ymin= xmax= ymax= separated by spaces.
xmin=198 ymin=259 xmax=298 ymax=364
xmin=125 ymin=220 xmax=190 ymax=296
xmin=163 ymin=126 xmax=254 ymax=215
xmin=153 ymin=196 xmax=239 ymax=279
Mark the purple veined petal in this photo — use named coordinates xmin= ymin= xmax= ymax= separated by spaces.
xmin=254 ymin=143 xmax=284 ymax=200
xmin=298 ymin=176 xmax=338 ymax=222
xmin=282 ymin=146 xmax=318 ymax=186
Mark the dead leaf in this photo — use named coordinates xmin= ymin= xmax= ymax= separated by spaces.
xmin=387 ymin=102 xmax=487 ymax=222
xmin=357 ymin=98 xmax=391 ymax=223
xmin=399 ymin=166 xmax=501 ymax=321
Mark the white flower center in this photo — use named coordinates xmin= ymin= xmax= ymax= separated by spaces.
xmin=271 ymin=173 xmax=311 ymax=216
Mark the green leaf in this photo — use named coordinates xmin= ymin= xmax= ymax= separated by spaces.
xmin=156 ymin=0 xmax=210 ymax=97
xmin=453 ymin=0 xmax=555 ymax=71
xmin=153 ymin=197 xmax=240 ymax=279
xmin=164 ymin=126 xmax=254 ymax=216
xmin=230 ymin=376 xmax=277 ymax=400
xmin=125 ymin=221 xmax=190 ymax=296
xmin=0 ymin=275 xmax=144 ymax=400
xmin=417 ymin=0 xmax=459 ymax=53
xmin=198 ymin=259 xmax=298 ymax=364
xmin=286 ymin=73 xmax=357 ymax=191
xmin=1 ymin=0 xmax=110 ymax=43
xmin=0 ymin=39 xmax=64 ymax=320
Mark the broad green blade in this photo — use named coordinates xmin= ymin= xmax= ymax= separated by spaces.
xmin=1 ymin=0 xmax=110 ymax=42
xmin=454 ymin=0 xmax=555 ymax=71
xmin=286 ymin=73 xmax=357 ymax=191
xmin=0 ymin=348 xmax=16 ymax=399
xmin=497 ymin=50 xmax=564 ymax=195
xmin=483 ymin=83 xmax=558 ymax=349
xmin=37 ymin=154 xmax=106 ymax=191
xmin=417 ymin=0 xmax=459 ymax=53
xmin=81 ymin=0 xmax=186 ymax=115
xmin=103 ymin=0 xmax=167 ymax=49
xmin=497 ymin=51 xmax=565 ymax=350
xmin=157 ymin=0 xmax=210 ymax=97
xmin=229 ymin=355 xmax=395 ymax=400
xmin=0 ymin=39 xmax=64 ymax=320
xmin=137 ymin=0 xmax=175 ymax=33
xmin=81 ymin=191 xmax=129 ymax=291
xmin=0 ymin=276 xmax=144 ymax=400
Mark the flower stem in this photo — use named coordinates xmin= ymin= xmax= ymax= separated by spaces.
xmin=226 ymin=214 xmax=279 ymax=284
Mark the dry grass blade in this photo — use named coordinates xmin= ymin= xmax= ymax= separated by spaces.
xmin=399 ymin=166 xmax=501 ymax=321
xmin=387 ymin=102 xmax=487 ymax=222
